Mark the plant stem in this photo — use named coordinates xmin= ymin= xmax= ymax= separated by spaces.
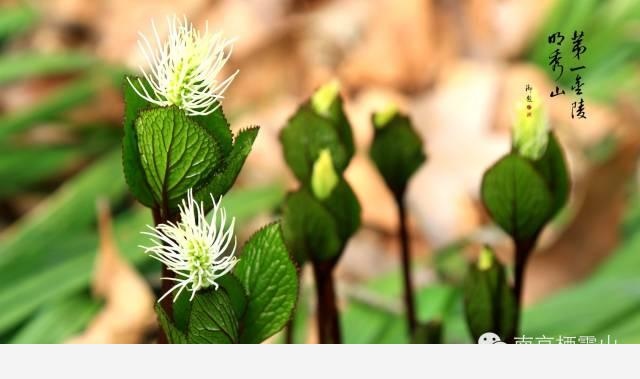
xmin=312 ymin=261 xmax=341 ymax=344
xmin=396 ymin=195 xmax=417 ymax=337
xmin=284 ymin=319 xmax=294 ymax=344
xmin=152 ymin=207 xmax=173 ymax=344
xmin=512 ymin=237 xmax=537 ymax=342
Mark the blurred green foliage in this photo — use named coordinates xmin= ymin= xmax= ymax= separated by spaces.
xmin=0 ymin=5 xmax=37 ymax=45
xmin=527 ymin=0 xmax=640 ymax=103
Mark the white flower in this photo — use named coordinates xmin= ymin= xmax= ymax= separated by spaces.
xmin=128 ymin=15 xmax=238 ymax=116
xmin=142 ymin=189 xmax=238 ymax=302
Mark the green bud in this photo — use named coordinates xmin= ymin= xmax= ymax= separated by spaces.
xmin=373 ymin=103 xmax=398 ymax=128
xmin=463 ymin=244 xmax=517 ymax=342
xmin=513 ymin=90 xmax=549 ymax=160
xmin=311 ymin=149 xmax=339 ymax=200
xmin=311 ymin=80 xmax=340 ymax=117
xmin=477 ymin=246 xmax=494 ymax=271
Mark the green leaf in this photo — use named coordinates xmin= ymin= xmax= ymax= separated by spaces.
xmin=172 ymin=291 xmax=192 ymax=333
xmin=195 ymin=127 xmax=259 ymax=202
xmin=481 ymin=153 xmax=553 ymax=241
xmin=281 ymin=189 xmax=342 ymax=263
xmin=322 ymin=95 xmax=355 ymax=163
xmin=234 ymin=223 xmax=298 ymax=343
xmin=370 ymin=112 xmax=426 ymax=198
xmin=463 ymin=248 xmax=517 ymax=342
xmin=188 ymin=288 xmax=239 ymax=344
xmin=532 ymin=132 xmax=570 ymax=216
xmin=136 ymin=107 xmax=221 ymax=210
xmin=192 ymin=106 xmax=233 ymax=157
xmin=218 ymin=274 xmax=248 ymax=319
xmin=156 ymin=304 xmax=188 ymax=344
xmin=321 ymin=178 xmax=361 ymax=244
xmin=280 ymin=105 xmax=348 ymax=184
xmin=122 ymin=75 xmax=155 ymax=207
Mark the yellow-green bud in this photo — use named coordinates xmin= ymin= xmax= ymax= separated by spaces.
xmin=373 ymin=103 xmax=398 ymax=128
xmin=513 ymin=90 xmax=549 ymax=160
xmin=477 ymin=246 xmax=494 ymax=271
xmin=311 ymin=80 xmax=340 ymax=117
xmin=311 ymin=149 xmax=339 ymax=200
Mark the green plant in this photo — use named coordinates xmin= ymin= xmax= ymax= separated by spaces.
xmin=280 ymin=81 xmax=361 ymax=343
xmin=474 ymin=92 xmax=570 ymax=342
xmin=369 ymin=105 xmax=426 ymax=339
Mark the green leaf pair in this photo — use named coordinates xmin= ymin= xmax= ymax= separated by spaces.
xmin=157 ymin=223 xmax=298 ymax=344
xmin=281 ymin=180 xmax=361 ymax=263
xmin=463 ymin=247 xmax=517 ymax=342
xmin=370 ymin=111 xmax=426 ymax=199
xmin=157 ymin=288 xmax=237 ymax=344
xmin=122 ymin=76 xmax=258 ymax=212
xmin=280 ymin=91 xmax=354 ymax=188
xmin=481 ymin=132 xmax=570 ymax=241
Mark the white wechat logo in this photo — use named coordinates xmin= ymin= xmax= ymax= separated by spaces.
xmin=478 ymin=332 xmax=506 ymax=344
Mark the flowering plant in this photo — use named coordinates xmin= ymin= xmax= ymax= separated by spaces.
xmin=121 ymin=16 xmax=298 ymax=344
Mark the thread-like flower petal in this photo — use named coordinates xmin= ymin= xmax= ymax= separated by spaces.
xmin=141 ymin=189 xmax=238 ymax=302
xmin=128 ymin=15 xmax=238 ymax=116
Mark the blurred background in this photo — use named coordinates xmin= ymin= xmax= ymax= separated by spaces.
xmin=1 ymin=0 xmax=640 ymax=343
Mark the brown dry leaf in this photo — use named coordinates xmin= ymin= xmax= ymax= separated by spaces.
xmin=492 ymin=0 xmax=555 ymax=58
xmin=345 ymin=155 xmax=397 ymax=233
xmin=196 ymin=0 xmax=292 ymax=59
xmin=66 ymin=201 xmax=156 ymax=344
xmin=456 ymin=0 xmax=555 ymax=59
xmin=339 ymin=0 xmax=439 ymax=91
xmin=408 ymin=61 xmax=507 ymax=247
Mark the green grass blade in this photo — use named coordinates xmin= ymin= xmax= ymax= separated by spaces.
xmin=10 ymin=294 xmax=100 ymax=344
xmin=0 ymin=149 xmax=126 ymax=267
xmin=0 ymin=53 xmax=95 ymax=85
xmin=0 ymin=5 xmax=37 ymax=41
xmin=0 ymin=78 xmax=99 ymax=140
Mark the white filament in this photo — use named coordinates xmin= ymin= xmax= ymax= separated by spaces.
xmin=141 ymin=189 xmax=238 ymax=302
xmin=128 ymin=15 xmax=239 ymax=116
